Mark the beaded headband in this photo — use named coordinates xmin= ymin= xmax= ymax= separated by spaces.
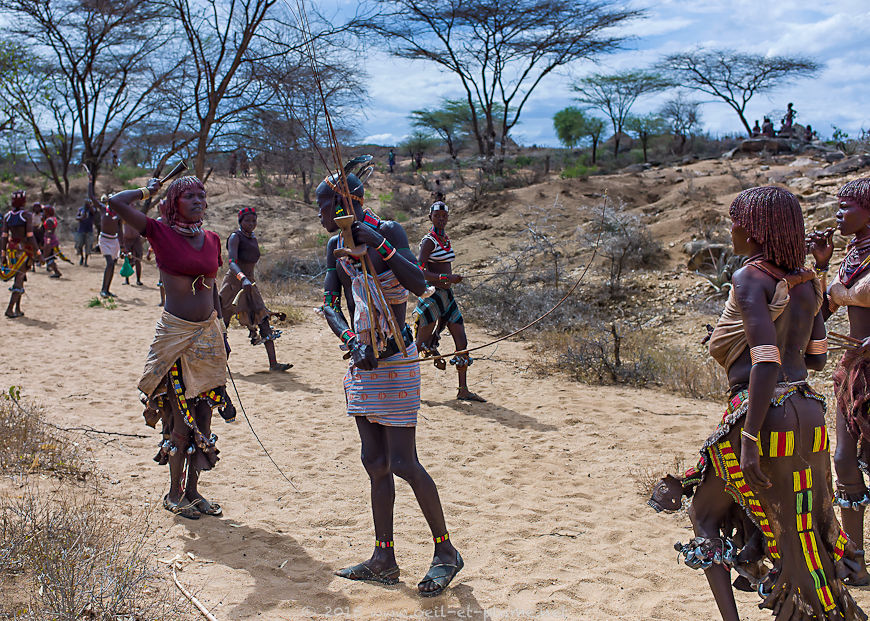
xmin=430 ymin=201 xmax=448 ymax=213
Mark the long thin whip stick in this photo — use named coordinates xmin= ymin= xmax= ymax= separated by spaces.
xmin=226 ymin=364 xmax=298 ymax=495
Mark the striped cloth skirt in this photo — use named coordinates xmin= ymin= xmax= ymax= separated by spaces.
xmin=343 ymin=342 xmax=421 ymax=427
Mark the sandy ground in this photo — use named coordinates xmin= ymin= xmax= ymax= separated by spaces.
xmin=4 ymin=257 xmax=870 ymax=621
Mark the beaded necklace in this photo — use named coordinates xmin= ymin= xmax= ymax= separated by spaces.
xmin=839 ymin=236 xmax=870 ymax=287
xmin=429 ymin=227 xmax=451 ymax=253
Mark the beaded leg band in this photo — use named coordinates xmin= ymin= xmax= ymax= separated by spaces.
xmin=376 ymin=539 xmax=394 ymax=549
xmin=434 ymin=533 xmax=449 ymax=544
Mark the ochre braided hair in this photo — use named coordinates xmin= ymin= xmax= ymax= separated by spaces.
xmin=160 ymin=176 xmax=205 ymax=227
xmin=729 ymin=186 xmax=805 ymax=271
xmin=837 ymin=178 xmax=870 ymax=212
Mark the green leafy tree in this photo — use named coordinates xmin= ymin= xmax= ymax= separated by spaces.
xmin=625 ymin=114 xmax=668 ymax=162
xmin=572 ymin=70 xmax=670 ymax=157
xmin=658 ymin=49 xmax=820 ymax=137
xmin=553 ymin=106 xmax=605 ymax=163
xmin=553 ymin=107 xmax=587 ymax=148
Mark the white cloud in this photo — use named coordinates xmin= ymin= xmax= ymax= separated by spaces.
xmin=361 ymin=133 xmax=398 ymax=145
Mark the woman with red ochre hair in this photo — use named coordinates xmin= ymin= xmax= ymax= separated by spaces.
xmin=652 ymin=186 xmax=865 ymax=620
xmin=109 ymin=176 xmax=228 ymax=520
xmin=810 ymin=177 xmax=870 ymax=586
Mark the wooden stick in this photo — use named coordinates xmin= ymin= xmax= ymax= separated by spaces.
xmin=364 ymin=254 xmax=408 ymax=358
xmin=830 ymin=331 xmax=862 ymax=345
xmin=359 ymin=259 xmax=381 ymax=351
xmin=173 ymin=567 xmax=219 ymax=621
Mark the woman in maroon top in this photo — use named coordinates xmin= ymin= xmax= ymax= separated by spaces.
xmin=110 ymin=176 xmax=228 ymax=520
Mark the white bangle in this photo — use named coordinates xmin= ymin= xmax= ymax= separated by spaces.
xmin=741 ymin=429 xmax=759 ymax=443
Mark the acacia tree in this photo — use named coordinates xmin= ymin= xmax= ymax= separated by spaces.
xmin=0 ymin=41 xmax=77 ymax=198
xmin=361 ymin=0 xmax=641 ymax=173
xmin=572 ymin=70 xmax=669 ymax=157
xmin=168 ymin=0 xmax=280 ymax=179
xmin=0 ymin=43 xmax=15 ymax=133
xmin=658 ymin=49 xmax=820 ymax=137
xmin=250 ymin=47 xmax=364 ymax=202
xmin=659 ymin=92 xmax=702 ymax=153
xmin=410 ymin=99 xmax=470 ymax=164
xmin=0 ymin=0 xmax=179 ymax=190
xmin=552 ymin=106 xmax=604 ymax=162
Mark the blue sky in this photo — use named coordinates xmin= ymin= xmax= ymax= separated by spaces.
xmin=328 ymin=0 xmax=870 ymax=147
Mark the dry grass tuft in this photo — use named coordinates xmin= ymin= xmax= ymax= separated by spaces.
xmin=0 ymin=390 xmax=190 ymax=620
xmin=0 ymin=484 xmax=187 ymax=620
xmin=532 ymin=327 xmax=728 ymax=401
xmin=0 ymin=388 xmax=89 ymax=480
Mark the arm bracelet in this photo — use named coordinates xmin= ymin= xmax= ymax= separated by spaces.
xmin=324 ymin=291 xmax=340 ymax=309
xmin=139 ymin=187 xmax=151 ymax=201
xmin=235 ymin=271 xmax=247 ymax=282
xmin=749 ymin=344 xmax=781 ymax=365
xmin=340 ymin=329 xmax=357 ymax=344
xmin=741 ymin=429 xmax=759 ymax=443
xmin=376 ymin=238 xmax=396 ymax=260
xmin=806 ymin=338 xmax=828 ymax=355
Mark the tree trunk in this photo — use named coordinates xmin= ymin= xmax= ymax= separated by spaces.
xmin=613 ymin=136 xmax=620 ymax=157
xmin=591 ymin=137 xmax=598 ymax=164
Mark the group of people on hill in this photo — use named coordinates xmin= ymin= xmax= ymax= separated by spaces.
xmin=751 ymin=102 xmax=817 ymax=142
xmin=648 ymin=177 xmax=870 ymax=620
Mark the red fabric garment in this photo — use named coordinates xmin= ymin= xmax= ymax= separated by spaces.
xmin=144 ymin=217 xmax=221 ymax=278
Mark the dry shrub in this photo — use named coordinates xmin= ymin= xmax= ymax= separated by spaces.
xmin=0 ymin=485 xmax=186 ymax=620
xmin=256 ymin=280 xmax=311 ymax=327
xmin=533 ymin=326 xmax=728 ymax=400
xmin=0 ymin=389 xmax=88 ymax=480
xmin=259 ymin=249 xmax=326 ymax=284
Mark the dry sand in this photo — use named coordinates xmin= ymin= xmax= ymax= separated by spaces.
xmin=4 ymin=252 xmax=870 ymax=621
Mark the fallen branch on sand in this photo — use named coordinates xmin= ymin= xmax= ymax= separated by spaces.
xmin=173 ymin=567 xmax=219 ymax=621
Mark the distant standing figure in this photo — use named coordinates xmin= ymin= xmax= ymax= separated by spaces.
xmin=229 ymin=152 xmax=238 ymax=178
xmin=388 ymin=149 xmax=395 ymax=174
xmin=75 ymin=199 xmax=96 ymax=266
xmin=751 ymin=120 xmax=761 ymax=137
xmin=122 ymin=220 xmax=145 ymax=286
xmin=112 ymin=149 xmax=119 ymax=169
xmin=88 ymin=172 xmax=122 ymax=298
xmin=414 ymin=152 xmax=423 ymax=172
xmin=761 ymin=117 xmax=775 ymax=138
xmin=42 ymin=205 xmax=62 ymax=279
xmin=805 ymin=125 xmax=815 ymax=142
xmin=782 ymin=103 xmax=796 ymax=131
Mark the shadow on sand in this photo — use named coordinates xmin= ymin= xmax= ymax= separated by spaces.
xmin=422 ymin=398 xmax=557 ymax=432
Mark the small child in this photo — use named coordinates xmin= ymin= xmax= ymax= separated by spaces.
xmin=42 ymin=206 xmax=62 ymax=279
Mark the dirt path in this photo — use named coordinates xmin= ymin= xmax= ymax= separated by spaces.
xmin=3 ymin=259 xmax=869 ymax=620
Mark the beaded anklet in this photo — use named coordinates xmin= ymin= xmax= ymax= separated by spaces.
xmin=376 ymin=539 xmax=394 ymax=549
xmin=433 ymin=533 xmax=449 ymax=544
